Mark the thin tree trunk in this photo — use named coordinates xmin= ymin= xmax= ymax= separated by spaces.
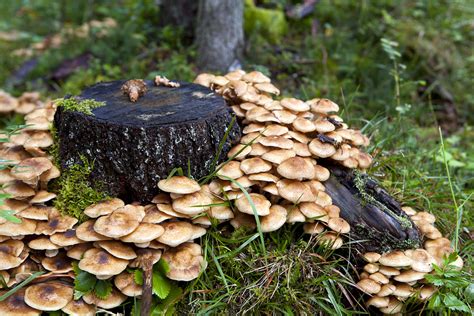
xmin=196 ymin=0 xmax=244 ymax=72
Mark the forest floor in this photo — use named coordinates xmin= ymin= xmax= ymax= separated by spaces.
xmin=0 ymin=1 xmax=472 ymax=314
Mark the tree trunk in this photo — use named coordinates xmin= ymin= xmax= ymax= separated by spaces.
xmin=54 ymin=80 xmax=241 ymax=203
xmin=196 ymin=0 xmax=244 ymax=72
xmin=159 ymin=0 xmax=198 ymax=42
xmin=321 ymin=163 xmax=421 ymax=253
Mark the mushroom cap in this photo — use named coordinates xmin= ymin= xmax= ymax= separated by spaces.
xmin=260 ymin=205 xmax=287 ymax=232
xmin=377 ymin=283 xmax=396 ymax=297
xmin=41 ymin=253 xmax=73 ymax=273
xmin=401 ymin=206 xmax=417 ymax=216
xmin=394 ymin=269 xmax=426 ymax=283
xmin=172 ymin=192 xmax=212 ymax=215
xmin=280 ymin=98 xmax=309 ymax=112
xmin=0 ymin=198 xmax=29 ymax=213
xmin=2 ymin=181 xmax=35 ymax=199
xmin=378 ymin=266 xmax=401 ymax=276
xmin=286 ymin=206 xmax=306 ymax=223
xmin=24 ymin=282 xmax=73 ymax=311
xmin=292 ymin=142 xmax=311 ymax=157
xmin=259 ymin=136 xmax=293 ymax=149
xmin=120 ymin=223 xmax=164 ymax=243
xmin=254 ymin=83 xmax=280 ymax=95
xmin=78 ymin=248 xmax=129 ymax=276
xmin=368 ymin=272 xmax=389 ymax=285
xmin=407 ymin=249 xmax=435 ymax=272
xmin=230 ymin=212 xmax=256 ymax=230
xmin=0 ymin=289 xmax=40 ymax=316
xmin=194 ymin=73 xmax=215 ymax=87
xmin=61 ymin=298 xmax=96 ymax=316
xmin=299 ymin=202 xmax=328 ymax=222
xmin=379 ymin=251 xmax=413 ymax=267
xmin=158 ymin=176 xmax=201 ymax=194
xmin=94 ymin=240 xmax=137 ymax=260
xmin=157 ymin=221 xmax=194 ymax=247
xmin=30 ymin=191 xmax=56 ymax=204
xmin=303 ymin=222 xmax=325 ymax=234
xmin=248 ymin=172 xmax=280 ymax=183
xmin=276 ymin=180 xmax=316 ymax=203
xmin=0 ymin=218 xmax=36 ymax=237
xmin=240 ymin=157 xmax=272 ymax=174
xmin=84 ymin=198 xmax=125 ymax=218
xmin=227 ymin=144 xmax=252 ymax=160
xmin=366 ymin=296 xmax=389 ymax=308
xmin=0 ymin=240 xmax=26 ymax=269
xmin=189 ymin=225 xmax=207 ymax=240
xmin=162 ymin=242 xmax=206 ymax=281
xmin=356 ymin=278 xmax=381 ymax=294
xmin=76 ymin=220 xmax=111 ymax=242
xmin=50 ymin=229 xmax=83 ymax=247
xmin=362 ymin=252 xmax=381 ymax=263
xmin=411 ymin=211 xmax=436 ymax=224
xmin=142 ymin=205 xmax=172 ymax=224
xmin=82 ymin=288 xmax=127 ymax=309
xmin=208 ymin=204 xmax=234 ymax=220
xmin=217 ymin=161 xmax=245 ymax=180
xmin=114 ymin=272 xmax=142 ymax=297
xmin=93 ymin=205 xmax=145 ymax=238
xmin=419 ymin=285 xmax=437 ymax=300
xmin=327 ymin=217 xmax=350 ymax=234
xmin=392 ymin=283 xmax=414 ymax=298
xmin=292 ymin=117 xmax=316 ymax=133
xmin=317 ymin=232 xmax=343 ymax=249
xmin=277 ymin=157 xmax=315 ymax=180
xmin=129 ymin=248 xmax=162 ymax=268
xmin=242 ymin=71 xmax=271 ymax=84
xmin=156 ymin=203 xmax=190 ymax=218
xmin=66 ymin=243 xmax=93 ymax=260
xmin=364 ymin=263 xmax=380 ymax=274
xmin=230 ymin=176 xmax=254 ymax=189
xmin=11 ymin=157 xmax=52 ymax=181
xmin=234 ymin=193 xmax=271 ymax=216
xmin=35 ymin=215 xmax=78 ymax=235
xmin=308 ymin=139 xmax=336 ymax=158
xmin=308 ymin=98 xmax=339 ymax=114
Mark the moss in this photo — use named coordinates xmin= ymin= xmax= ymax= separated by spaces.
xmin=56 ymin=97 xmax=105 ymax=115
xmin=51 ymin=156 xmax=110 ymax=222
xmin=47 ymin=124 xmax=60 ymax=167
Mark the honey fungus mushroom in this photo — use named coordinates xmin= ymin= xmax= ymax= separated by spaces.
xmin=162 ymin=242 xmax=206 ymax=281
xmin=121 ymin=79 xmax=147 ymax=102
xmin=24 ymin=282 xmax=73 ymax=311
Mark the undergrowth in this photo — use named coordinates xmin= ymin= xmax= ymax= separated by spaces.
xmin=51 ymin=156 xmax=109 ymax=222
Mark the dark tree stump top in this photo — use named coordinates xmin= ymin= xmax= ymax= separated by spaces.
xmin=80 ymin=80 xmax=225 ymax=126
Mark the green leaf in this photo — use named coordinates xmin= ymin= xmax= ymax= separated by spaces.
xmin=94 ymin=280 xmax=112 ymax=299
xmin=74 ymin=290 xmax=85 ymax=300
xmin=443 ymin=293 xmax=470 ymax=312
xmin=152 ymin=269 xmax=171 ymax=299
xmin=0 ymin=210 xmax=22 ymax=223
xmin=155 ymin=259 xmax=170 ymax=275
xmin=152 ymin=284 xmax=182 ymax=316
xmin=74 ymin=270 xmax=97 ymax=293
xmin=132 ymin=299 xmax=141 ymax=316
xmin=0 ymin=271 xmax=44 ymax=302
xmin=134 ymin=269 xmax=143 ymax=286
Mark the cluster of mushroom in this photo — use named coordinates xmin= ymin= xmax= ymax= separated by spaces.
xmin=356 ymin=206 xmax=464 ymax=314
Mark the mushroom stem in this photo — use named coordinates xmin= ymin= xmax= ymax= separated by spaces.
xmin=140 ymin=261 xmax=153 ymax=316
xmin=129 ymin=88 xmax=139 ymax=102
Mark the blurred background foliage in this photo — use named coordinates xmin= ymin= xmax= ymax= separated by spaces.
xmin=0 ymin=0 xmax=472 ymax=313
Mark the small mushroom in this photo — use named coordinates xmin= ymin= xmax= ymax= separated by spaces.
xmin=50 ymin=229 xmax=83 ymax=247
xmin=260 ymin=205 xmax=287 ymax=232
xmin=94 ymin=240 xmax=137 ymax=260
xmin=362 ymin=252 xmax=381 ymax=263
xmin=78 ymin=248 xmax=129 ymax=277
xmin=24 ymin=282 xmax=73 ymax=311
xmin=154 ymin=75 xmax=180 ymax=88
xmin=162 ymin=242 xmax=206 ymax=281
xmin=76 ymin=220 xmax=111 ymax=242
xmin=277 ymin=157 xmax=315 ymax=180
xmin=41 ymin=253 xmax=73 ymax=273
xmin=10 ymin=157 xmax=52 ymax=182
xmin=66 ymin=243 xmax=93 ymax=260
xmin=121 ymin=79 xmax=147 ymax=102
xmin=93 ymin=205 xmax=145 ymax=238
xmin=234 ymin=193 xmax=271 ymax=216
xmin=84 ymin=198 xmax=125 ymax=218
xmin=114 ymin=272 xmax=142 ymax=297
xmin=172 ymin=192 xmax=212 ymax=216
xmin=120 ymin=223 xmax=165 ymax=243
xmin=0 ymin=240 xmax=26 ymax=269
xmin=129 ymin=248 xmax=162 ymax=268
xmin=158 ymin=176 xmax=201 ymax=194
xmin=82 ymin=288 xmax=127 ymax=309
xmin=379 ymin=251 xmax=413 ymax=268
xmin=157 ymin=221 xmax=194 ymax=247
xmin=61 ymin=298 xmax=96 ymax=316
xmin=356 ymin=278 xmax=381 ymax=294
xmin=0 ymin=289 xmax=40 ymax=316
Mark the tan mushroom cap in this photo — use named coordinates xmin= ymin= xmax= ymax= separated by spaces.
xmin=76 ymin=220 xmax=111 ymax=242
xmin=142 ymin=205 xmax=172 ymax=224
xmin=419 ymin=285 xmax=437 ymax=300
xmin=29 ymin=237 xmax=59 ymax=250
xmin=259 ymin=136 xmax=293 ymax=149
xmin=401 ymin=206 xmax=417 ymax=216
xmin=235 ymin=193 xmax=271 ymax=216
xmin=362 ymin=252 xmax=381 ymax=263
xmin=227 ymin=144 xmax=252 ymax=160
xmin=208 ymin=204 xmax=234 ymax=220
xmin=394 ymin=269 xmax=426 ymax=283
xmin=303 ymin=222 xmax=325 ymax=234
xmin=0 ymin=198 xmax=29 ymax=213
xmin=366 ymin=296 xmax=389 ymax=308
xmin=62 ymin=298 xmax=96 ymax=316
xmin=379 ymin=266 xmax=401 ymax=276
xmin=277 ymin=157 xmax=315 ymax=180
xmin=120 ymin=223 xmax=164 ymax=243
xmin=327 ymin=217 xmax=350 ymax=234
xmin=84 ymin=198 xmax=125 ymax=218
xmin=369 ymin=272 xmax=390 ymax=285
xmin=280 ymin=98 xmax=309 ymax=112
xmin=114 ymin=272 xmax=142 ymax=297
xmin=379 ymin=251 xmax=413 ymax=268
xmin=260 ymin=205 xmax=287 ymax=232
xmin=0 ymin=240 xmax=26 ymax=269
xmin=299 ymin=202 xmax=328 ymax=222
xmin=41 ymin=253 xmax=73 ymax=273
xmin=292 ymin=117 xmax=316 ymax=133
xmin=172 ymin=191 xmax=212 ymax=215
xmin=156 ymin=203 xmax=189 ymax=218
xmin=242 ymin=71 xmax=271 ymax=84
xmin=50 ymin=229 xmax=82 ymax=247
xmin=239 ymin=157 xmax=272 ymax=174
xmin=392 ymin=283 xmax=414 ymax=298
xmin=158 ymin=221 xmax=194 ymax=247
xmin=286 ymin=206 xmax=306 ymax=223
xmin=129 ymin=248 xmax=162 ymax=268
xmin=78 ymin=248 xmax=129 ymax=276
xmin=35 ymin=215 xmax=78 ymax=235
xmin=364 ymin=263 xmax=379 ymax=274
xmin=82 ymin=288 xmax=127 ymax=309
xmin=158 ymin=176 xmax=201 ymax=194
xmin=66 ymin=243 xmax=93 ymax=260
xmin=377 ymin=283 xmax=396 ymax=297
xmin=254 ymin=82 xmax=280 ymax=95
xmin=0 ymin=218 xmax=37 ymax=236
xmin=0 ymin=289 xmax=40 ymax=316
xmin=248 ymin=172 xmax=279 ymax=183
xmin=308 ymin=98 xmax=339 ymax=114
xmin=407 ymin=249 xmax=435 ymax=272
xmin=94 ymin=240 xmax=137 ymax=260
xmin=93 ymin=205 xmax=145 ymax=238
xmin=39 ymin=165 xmax=61 ymax=182
xmin=11 ymin=157 xmax=52 ymax=181
xmin=308 ymin=139 xmax=336 ymax=158
xmin=162 ymin=242 xmax=206 ymax=281
xmin=357 ymin=278 xmax=381 ymax=294
xmin=25 ymin=282 xmax=73 ymax=311
xmin=230 ymin=211 xmax=257 ymax=230
xmin=18 ymin=205 xmax=51 ymax=220
xmin=277 ymin=179 xmax=316 ymax=203
xmin=379 ymin=297 xmax=403 ymax=314
xmin=30 ymin=191 xmax=57 ymax=204
xmin=194 ymin=73 xmax=215 ymax=87
xmin=317 ymin=232 xmax=343 ymax=249
xmin=2 ymin=181 xmax=35 ymax=199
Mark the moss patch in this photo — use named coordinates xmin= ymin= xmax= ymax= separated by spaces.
xmin=56 ymin=97 xmax=105 ymax=115
xmin=51 ymin=156 xmax=110 ymax=222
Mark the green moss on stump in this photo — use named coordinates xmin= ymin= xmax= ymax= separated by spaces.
xmin=51 ymin=156 xmax=110 ymax=222
xmin=55 ymin=97 xmax=105 ymax=115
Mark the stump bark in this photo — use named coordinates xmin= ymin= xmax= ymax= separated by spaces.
xmin=54 ymin=80 xmax=241 ymax=202
xmin=321 ymin=163 xmax=421 ymax=253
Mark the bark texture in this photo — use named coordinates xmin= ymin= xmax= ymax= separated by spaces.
xmin=322 ymin=163 xmax=421 ymax=253
xmin=54 ymin=80 xmax=241 ymax=202
xmin=196 ymin=0 xmax=244 ymax=72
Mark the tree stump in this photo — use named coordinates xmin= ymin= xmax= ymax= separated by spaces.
xmin=54 ymin=80 xmax=241 ymax=202
xmin=322 ymin=163 xmax=421 ymax=253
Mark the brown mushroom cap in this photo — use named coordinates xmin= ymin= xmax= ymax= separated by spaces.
xmin=216 ymin=161 xmax=244 ymax=180
xmin=240 ymin=157 xmax=272 ymax=174
xmin=0 ymin=218 xmax=36 ymax=237
xmin=379 ymin=251 xmax=413 ymax=268
xmin=94 ymin=240 xmax=137 ymax=260
xmin=157 ymin=221 xmax=195 ymax=247
xmin=120 ymin=223 xmax=165 ymax=243
xmin=93 ymin=205 xmax=145 ymax=238
xmin=41 ymin=253 xmax=73 ymax=273
xmin=24 ymin=282 xmax=73 ymax=311
xmin=235 ymin=193 xmax=271 ymax=216
xmin=242 ymin=71 xmax=271 ymax=84
xmin=162 ymin=242 xmax=206 ymax=281
xmin=356 ymin=278 xmax=381 ymax=294
xmin=369 ymin=272 xmax=390 ymax=285
xmin=378 ymin=266 xmax=401 ymax=276
xmin=299 ymin=202 xmax=328 ymax=222
xmin=129 ymin=248 xmax=162 ymax=268
xmin=366 ymin=296 xmax=389 ymax=308
xmin=308 ymin=139 xmax=336 ymax=158
xmin=84 ymin=198 xmax=125 ymax=218
xmin=401 ymin=206 xmax=417 ymax=216
xmin=317 ymin=232 xmax=343 ymax=249
xmin=61 ymin=298 xmax=96 ymax=316
xmin=11 ymin=157 xmax=52 ymax=181
xmin=0 ymin=240 xmax=26 ymax=269
xmin=303 ymin=222 xmax=325 ymax=234
xmin=30 ymin=190 xmax=57 ymax=204
xmin=1 ymin=181 xmax=35 ymax=199
xmin=0 ymin=289 xmax=40 ymax=316
xmin=35 ymin=215 xmax=78 ymax=235
xmin=142 ymin=205 xmax=172 ymax=224
xmin=277 ymin=157 xmax=315 ymax=180
xmin=82 ymin=288 xmax=127 ymax=309
xmin=280 ymin=98 xmax=309 ymax=112
xmin=172 ymin=192 xmax=212 ymax=215
xmin=114 ymin=272 xmax=142 ymax=297
xmin=158 ymin=176 xmax=201 ymax=194
xmin=392 ymin=283 xmax=414 ymax=298
xmin=78 ymin=248 xmax=129 ymax=277
xmin=364 ymin=263 xmax=380 ymax=274
xmin=362 ymin=252 xmax=381 ymax=263
xmin=407 ymin=249 xmax=436 ymax=272
xmin=66 ymin=243 xmax=93 ymax=260
xmin=227 ymin=144 xmax=252 ymax=160
xmin=377 ymin=283 xmax=396 ymax=297
xmin=50 ymin=229 xmax=83 ymax=247
xmin=260 ymin=205 xmax=287 ymax=232
xmin=230 ymin=212 xmax=256 ymax=230
xmin=308 ymin=98 xmax=339 ymax=114
xmin=327 ymin=217 xmax=350 ymax=234
xmin=394 ymin=269 xmax=426 ymax=283
xmin=419 ymin=285 xmax=437 ymax=300
xmin=76 ymin=220 xmax=111 ymax=242
xmin=276 ymin=180 xmax=316 ymax=203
